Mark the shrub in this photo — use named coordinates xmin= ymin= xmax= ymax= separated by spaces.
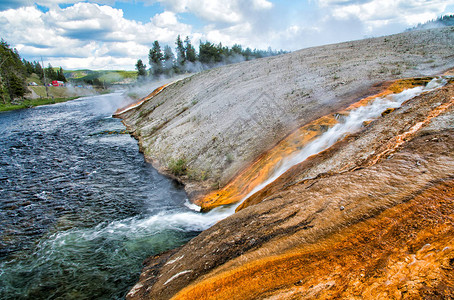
xmin=168 ymin=158 xmax=187 ymax=176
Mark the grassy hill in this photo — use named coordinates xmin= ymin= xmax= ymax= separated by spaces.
xmin=64 ymin=70 xmax=137 ymax=84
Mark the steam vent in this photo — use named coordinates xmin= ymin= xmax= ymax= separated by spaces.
xmin=117 ymin=27 xmax=454 ymax=299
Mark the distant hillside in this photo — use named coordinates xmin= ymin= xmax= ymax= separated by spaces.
xmin=407 ymin=14 xmax=454 ymax=31
xmin=64 ymin=70 xmax=137 ymax=85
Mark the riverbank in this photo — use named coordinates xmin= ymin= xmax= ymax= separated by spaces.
xmin=27 ymin=86 xmax=99 ymax=99
xmin=0 ymin=97 xmax=80 ymax=112
xmin=0 ymin=85 xmax=105 ymax=112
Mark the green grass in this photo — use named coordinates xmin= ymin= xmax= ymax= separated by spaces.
xmin=29 ymin=86 xmax=78 ymax=98
xmin=26 ymin=74 xmax=43 ymax=85
xmin=65 ymin=70 xmax=137 ymax=84
xmin=0 ymin=97 xmax=79 ymax=112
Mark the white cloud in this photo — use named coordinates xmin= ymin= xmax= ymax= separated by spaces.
xmin=0 ymin=3 xmax=193 ymax=69
xmin=154 ymin=0 xmax=273 ymax=23
xmin=318 ymin=0 xmax=454 ymax=31
xmin=152 ymin=11 xmax=178 ymax=26
xmin=252 ymin=0 xmax=273 ymax=10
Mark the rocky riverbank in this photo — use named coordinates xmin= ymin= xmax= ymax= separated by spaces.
xmin=119 ymin=27 xmax=454 ymax=299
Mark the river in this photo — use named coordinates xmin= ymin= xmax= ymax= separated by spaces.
xmin=0 ymin=93 xmax=216 ymax=299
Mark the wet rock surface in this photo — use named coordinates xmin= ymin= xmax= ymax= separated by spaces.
xmin=127 ymin=80 xmax=454 ymax=299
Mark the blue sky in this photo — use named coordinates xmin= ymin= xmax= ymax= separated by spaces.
xmin=0 ymin=0 xmax=453 ymax=70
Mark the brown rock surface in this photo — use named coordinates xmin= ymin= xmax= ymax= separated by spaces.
xmin=127 ymin=82 xmax=454 ymax=299
xmin=238 ymin=79 xmax=454 ymax=210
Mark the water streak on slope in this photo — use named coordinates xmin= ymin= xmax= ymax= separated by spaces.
xmin=196 ymin=77 xmax=446 ymax=211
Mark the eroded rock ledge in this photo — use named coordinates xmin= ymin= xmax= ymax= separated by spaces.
xmin=127 ymin=79 xmax=454 ymax=299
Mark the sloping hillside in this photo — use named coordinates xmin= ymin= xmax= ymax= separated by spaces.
xmin=117 ymin=27 xmax=454 ymax=202
xmin=127 ymin=75 xmax=454 ymax=300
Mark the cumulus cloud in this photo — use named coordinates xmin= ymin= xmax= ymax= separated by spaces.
xmin=0 ymin=0 xmax=277 ymax=69
xmin=0 ymin=2 xmax=193 ymax=69
xmin=152 ymin=0 xmax=273 ymax=23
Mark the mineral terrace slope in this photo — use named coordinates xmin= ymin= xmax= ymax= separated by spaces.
xmin=127 ymin=81 xmax=454 ymax=300
xmin=118 ymin=27 xmax=454 ymax=199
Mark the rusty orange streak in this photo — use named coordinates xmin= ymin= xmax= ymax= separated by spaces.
xmin=368 ymin=96 xmax=453 ymax=166
xmin=114 ymin=83 xmax=171 ymax=116
xmin=195 ymin=78 xmax=433 ymax=211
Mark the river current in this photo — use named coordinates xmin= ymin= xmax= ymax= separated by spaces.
xmin=0 ymin=93 xmax=209 ymax=299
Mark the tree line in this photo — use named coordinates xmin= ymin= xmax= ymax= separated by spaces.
xmin=0 ymin=39 xmax=66 ymax=103
xmin=406 ymin=14 xmax=454 ymax=31
xmin=136 ymin=35 xmax=287 ymax=78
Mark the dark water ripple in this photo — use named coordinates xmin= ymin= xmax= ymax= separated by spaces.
xmin=0 ymin=93 xmax=201 ymax=299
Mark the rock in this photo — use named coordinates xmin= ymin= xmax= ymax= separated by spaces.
xmin=381 ymin=107 xmax=395 ymax=116
xmin=127 ymin=83 xmax=454 ymax=300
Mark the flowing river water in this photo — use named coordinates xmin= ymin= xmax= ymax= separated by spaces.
xmin=0 ymin=93 xmax=226 ymax=299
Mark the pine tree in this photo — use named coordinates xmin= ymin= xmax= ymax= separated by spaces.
xmin=23 ymin=59 xmax=34 ymax=75
xmin=45 ymin=63 xmax=57 ymax=81
xmin=184 ymin=36 xmax=197 ymax=63
xmin=7 ymin=72 xmax=27 ymax=99
xmin=199 ymin=41 xmax=221 ymax=64
xmin=148 ymin=40 xmax=163 ymax=76
xmin=163 ymin=45 xmax=175 ymax=74
xmin=135 ymin=59 xmax=147 ymax=77
xmin=56 ymin=67 xmax=66 ymax=82
xmin=33 ymin=61 xmax=44 ymax=80
xmin=0 ymin=39 xmax=27 ymax=102
xmin=175 ymin=35 xmax=186 ymax=68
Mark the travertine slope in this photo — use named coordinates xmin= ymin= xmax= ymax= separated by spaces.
xmin=127 ymin=80 xmax=454 ymax=300
xmin=118 ymin=27 xmax=454 ymax=200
